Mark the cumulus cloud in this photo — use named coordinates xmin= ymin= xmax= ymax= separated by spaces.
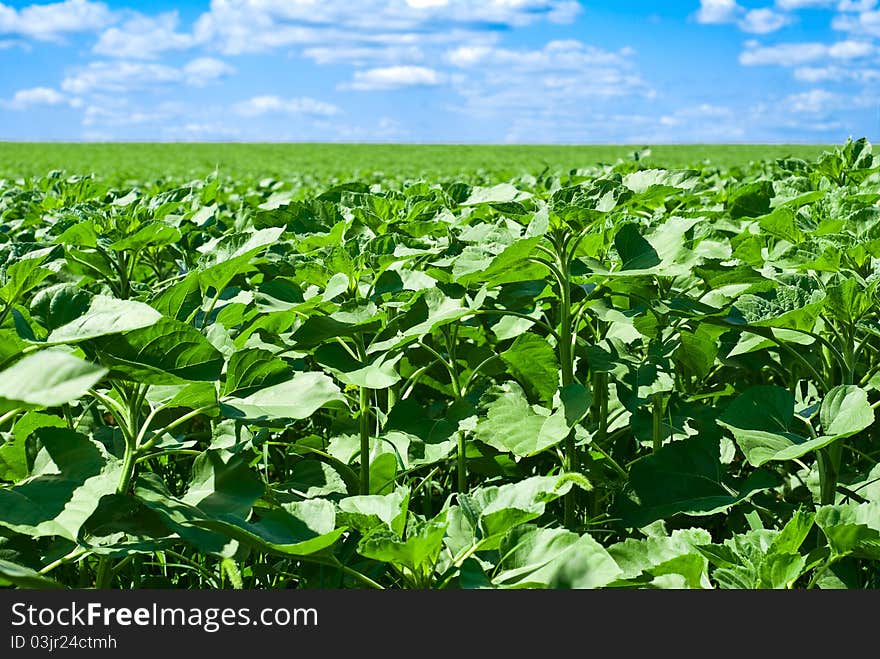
xmin=695 ymin=0 xmax=741 ymax=23
xmin=232 ymin=95 xmax=340 ymax=117
xmin=343 ymin=65 xmax=445 ymax=91
xmin=794 ymin=64 xmax=880 ymax=80
xmin=1 ymin=86 xmax=69 ymax=110
xmin=192 ymin=0 xmax=581 ymax=55
xmin=92 ymin=11 xmax=193 ymax=59
xmin=740 ymin=8 xmax=792 ymax=33
xmin=445 ymin=39 xmax=651 ymax=138
xmin=774 ymin=0 xmax=833 ymax=8
xmin=182 ymin=57 xmax=236 ymax=85
xmin=301 ymin=45 xmax=425 ymax=66
xmin=833 ymin=9 xmax=880 ymax=36
xmin=784 ymin=88 xmax=839 ymax=113
xmin=739 ymin=39 xmax=873 ymax=64
xmin=61 ymin=57 xmax=234 ymax=94
xmin=0 ymin=0 xmax=113 ymax=41
xmin=696 ymin=0 xmax=791 ymax=33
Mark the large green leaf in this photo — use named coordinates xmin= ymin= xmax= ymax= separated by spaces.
xmin=194 ymin=499 xmax=345 ymax=557
xmin=608 ymin=527 xmax=712 ymax=588
xmin=500 ymin=333 xmax=559 ymax=403
xmin=816 ymin=502 xmax=880 ymax=560
xmin=0 ymin=350 xmax=107 ymax=413
xmin=220 ymin=372 xmax=346 ymax=420
xmin=0 ymin=428 xmax=119 ymax=541
xmin=92 ymin=318 xmax=224 ymax=384
xmin=467 ymin=475 xmax=574 ymax=548
xmin=493 ymin=525 xmax=621 ymax=589
xmin=617 ymin=436 xmax=780 ymax=527
xmin=719 ymin=385 xmax=874 ymax=466
xmin=474 ymin=382 xmax=569 ymax=458
xmin=44 ymin=296 xmax=162 ymax=345
xmin=0 ymin=559 xmax=64 ymax=589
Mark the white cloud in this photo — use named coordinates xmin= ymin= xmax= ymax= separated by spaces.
xmin=773 ymin=1 xmax=876 ymax=10
xmin=775 ymin=0 xmax=833 ymax=8
xmin=695 ymin=0 xmax=741 ymax=24
xmin=1 ymin=86 xmax=68 ymax=110
xmin=447 ymin=40 xmax=637 ymax=72
xmin=740 ymin=8 xmax=792 ymax=33
xmin=344 ymin=65 xmax=445 ymax=90
xmin=301 ymin=45 xmax=424 ymax=65
xmin=447 ymin=40 xmax=651 ymax=136
xmin=182 ymin=57 xmax=235 ymax=86
xmin=81 ymin=99 xmax=184 ymax=127
xmin=832 ymin=9 xmax=880 ymax=36
xmin=93 ymin=11 xmax=193 ymax=59
xmin=828 ymin=39 xmax=874 ymax=56
xmin=0 ymin=38 xmax=29 ymax=50
xmin=784 ymin=88 xmax=839 ymax=112
xmin=232 ymin=95 xmax=340 ymax=117
xmin=0 ymin=0 xmax=113 ymax=41
xmin=695 ymin=1 xmax=791 ymax=33
xmin=740 ymin=39 xmax=872 ymax=64
xmin=794 ymin=64 xmax=880 ymax=80
xmin=659 ymin=103 xmax=734 ymax=127
xmin=61 ymin=58 xmax=234 ymax=94
xmin=837 ymin=1 xmax=877 ymax=10
xmin=192 ymin=0 xmax=580 ymax=55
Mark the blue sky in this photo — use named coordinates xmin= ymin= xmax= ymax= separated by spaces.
xmin=0 ymin=0 xmax=878 ymax=143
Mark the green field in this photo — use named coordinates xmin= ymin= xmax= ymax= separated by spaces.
xmin=0 ymin=143 xmax=832 ymax=181
xmin=2 ymin=138 xmax=879 ymax=591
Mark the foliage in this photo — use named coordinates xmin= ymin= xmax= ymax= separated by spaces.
xmin=1 ymin=139 xmax=879 ymax=590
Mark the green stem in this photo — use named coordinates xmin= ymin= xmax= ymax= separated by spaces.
xmin=456 ymin=430 xmax=467 ymax=493
xmin=818 ymin=442 xmax=844 ymax=506
xmin=652 ymin=393 xmax=665 ymax=453
xmin=359 ymin=384 xmax=371 ymax=495
xmin=0 ymin=408 xmax=21 ymax=428
xmin=548 ymin=237 xmax=578 ymax=528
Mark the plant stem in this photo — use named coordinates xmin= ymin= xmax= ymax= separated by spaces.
xmin=818 ymin=442 xmax=844 ymax=506
xmin=359 ymin=384 xmax=371 ymax=495
xmin=456 ymin=430 xmax=467 ymax=493
xmin=652 ymin=393 xmax=664 ymax=453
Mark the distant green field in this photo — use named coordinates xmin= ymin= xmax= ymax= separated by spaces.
xmin=0 ymin=143 xmax=832 ymax=181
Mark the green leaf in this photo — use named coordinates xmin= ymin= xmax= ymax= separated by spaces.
xmin=500 ymin=333 xmax=559 ymax=403
xmin=358 ymin=514 xmax=446 ymax=577
xmin=198 ymin=228 xmax=285 ymax=293
xmin=315 ymin=343 xmax=402 ymax=389
xmin=0 ymin=351 xmax=107 ymax=413
xmin=220 ymin=372 xmax=346 ymax=421
xmin=469 ymin=475 xmax=574 ymax=547
xmin=614 ymin=224 xmax=660 ymax=270
xmin=44 ymin=296 xmax=162 ymax=345
xmin=815 ymin=502 xmax=880 ymax=560
xmin=0 ymin=428 xmax=119 ymax=541
xmin=0 ymin=559 xmax=64 ymax=589
xmin=92 ymin=318 xmax=223 ymax=385
xmin=222 ymin=348 xmax=290 ymax=397
xmin=728 ymin=180 xmax=773 ymax=219
xmin=180 ymin=451 xmax=264 ymax=519
xmin=719 ymin=385 xmax=873 ymax=467
xmin=110 ymin=223 xmax=180 ymax=252
xmin=193 ymin=499 xmax=345 ymax=557
xmin=617 ymin=436 xmax=780 ymax=527
xmin=338 ymin=487 xmax=410 ymax=536
xmin=820 ymin=385 xmax=874 ymax=439
xmin=494 ymin=525 xmax=621 ymax=589
xmin=475 ymin=382 xmax=569 ymax=458
xmin=0 ymin=412 xmax=66 ymax=482
xmin=608 ymin=528 xmax=712 ymax=588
